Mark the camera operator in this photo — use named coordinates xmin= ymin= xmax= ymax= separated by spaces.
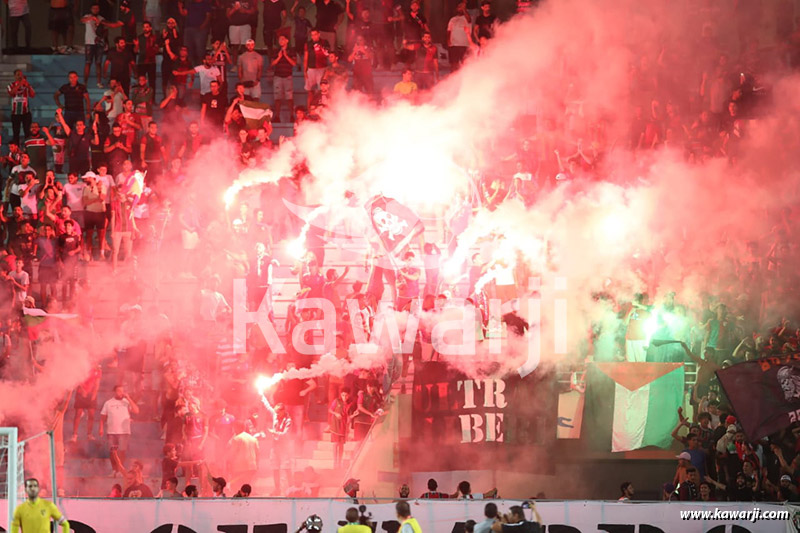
xmin=490 ymin=504 xmax=542 ymax=533
xmin=338 ymin=507 xmax=371 ymax=533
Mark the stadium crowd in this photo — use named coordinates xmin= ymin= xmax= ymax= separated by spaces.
xmin=0 ymin=0 xmax=800 ymax=502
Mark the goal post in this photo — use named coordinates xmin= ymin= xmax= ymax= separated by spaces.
xmin=1 ymin=428 xmax=57 ymax=531
xmin=0 ymin=427 xmax=22 ymax=532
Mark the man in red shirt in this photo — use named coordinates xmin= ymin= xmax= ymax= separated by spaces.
xmin=420 ymin=478 xmax=450 ymax=499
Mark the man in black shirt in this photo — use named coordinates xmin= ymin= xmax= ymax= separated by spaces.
xmin=140 ymin=121 xmax=167 ymax=186
xmin=54 ymin=71 xmax=91 ymax=128
xmin=104 ymin=37 xmax=135 ymax=96
xmin=261 ymin=0 xmax=287 ymax=55
xmin=491 ymin=505 xmax=542 ymax=533
xmin=56 ymin=107 xmax=97 ymax=176
xmin=271 ymin=35 xmax=296 ymax=123
xmin=311 ymin=0 xmax=343 ymax=49
xmin=104 ymin=122 xmax=131 ymax=177
xmin=473 ymin=0 xmax=496 ymax=41
xmin=201 ymin=80 xmax=228 ymax=129
xmin=135 ymin=21 xmax=160 ymax=91
xmin=58 ymin=219 xmax=82 ymax=301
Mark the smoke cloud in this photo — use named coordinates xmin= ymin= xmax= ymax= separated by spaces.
xmin=2 ymin=0 xmax=798 ymax=498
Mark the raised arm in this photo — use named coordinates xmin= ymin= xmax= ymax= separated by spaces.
xmin=125 ymin=393 xmax=140 ymax=415
xmin=42 ymin=126 xmax=56 ymax=146
xmin=333 ymin=265 xmax=350 ymax=284
xmin=671 ymin=416 xmax=687 ymax=443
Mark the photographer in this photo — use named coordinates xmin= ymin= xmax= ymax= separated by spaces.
xmin=337 ymin=507 xmax=370 ymax=533
xmin=490 ymin=504 xmax=542 ymax=533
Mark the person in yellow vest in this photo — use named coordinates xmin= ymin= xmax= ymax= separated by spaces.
xmin=11 ymin=478 xmax=70 ymax=533
xmin=337 ymin=507 xmax=371 ymax=533
xmin=396 ymin=500 xmax=422 ymax=533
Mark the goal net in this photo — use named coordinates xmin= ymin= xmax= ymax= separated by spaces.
xmin=0 ymin=428 xmax=23 ymax=530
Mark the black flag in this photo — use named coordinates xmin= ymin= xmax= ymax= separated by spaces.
xmin=716 ymin=355 xmax=800 ymax=441
xmin=364 ymin=195 xmax=424 ymax=259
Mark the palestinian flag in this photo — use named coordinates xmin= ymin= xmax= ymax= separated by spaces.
xmin=22 ymin=307 xmax=78 ymax=341
xmin=583 ymin=362 xmax=684 ymax=452
xmin=238 ymin=100 xmax=272 ymax=130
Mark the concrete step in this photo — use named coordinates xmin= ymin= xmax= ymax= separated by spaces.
xmin=310 ymin=448 xmax=355 ymax=461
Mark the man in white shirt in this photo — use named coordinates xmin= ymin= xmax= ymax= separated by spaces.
xmin=226 ymin=422 xmax=259 ymax=491
xmin=62 ymin=172 xmax=86 ymax=227
xmin=99 ymin=385 xmax=139 ymax=476
xmin=101 ymin=79 xmax=126 ymax=121
xmin=19 ymin=172 xmax=39 ymax=217
xmin=200 ymin=275 xmax=230 ymax=322
xmin=173 ymin=53 xmax=222 ymax=97
xmin=456 ymin=480 xmax=497 ymax=499
xmin=447 ymin=2 xmax=471 ymax=70
xmin=81 ymin=3 xmax=122 ymax=88
xmin=81 ymin=5 xmax=105 ymax=87
xmin=9 ymin=258 xmax=30 ymax=309
xmin=10 ymin=153 xmax=37 ymax=182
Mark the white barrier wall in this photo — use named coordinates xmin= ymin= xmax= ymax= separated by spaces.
xmin=0 ymin=498 xmax=793 ymax=533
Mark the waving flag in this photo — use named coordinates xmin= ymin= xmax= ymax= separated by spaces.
xmin=239 ymin=100 xmax=273 ymax=130
xmin=583 ymin=362 xmax=684 ymax=452
xmin=22 ymin=307 xmax=79 ymax=341
xmin=364 ymin=195 xmax=424 ymax=259
xmin=717 ymin=356 xmax=800 ymax=441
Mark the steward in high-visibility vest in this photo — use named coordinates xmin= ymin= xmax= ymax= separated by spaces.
xmin=396 ymin=501 xmax=423 ymax=533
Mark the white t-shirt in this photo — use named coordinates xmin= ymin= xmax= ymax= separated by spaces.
xmin=447 ymin=15 xmax=470 ymax=47
xmin=11 ymin=164 xmax=37 ymax=181
xmin=10 ymin=270 xmax=29 ymax=301
xmin=96 ymin=174 xmax=113 ymax=204
xmin=8 ymin=0 xmax=29 ymax=17
xmin=194 ymin=66 xmax=221 ymax=95
xmin=104 ymin=90 xmax=125 ymax=120
xmin=100 ymin=397 xmax=132 ymax=434
xmin=20 ymin=186 xmax=38 ymax=216
xmin=84 ymin=14 xmax=105 ymax=45
xmin=513 ymin=171 xmax=532 ymax=181
xmin=64 ymin=182 xmax=87 ymax=211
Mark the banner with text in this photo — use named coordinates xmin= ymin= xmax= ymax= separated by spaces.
xmin=409 ymin=362 xmax=557 ymax=472
xmin=0 ymin=498 xmax=791 ymax=533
